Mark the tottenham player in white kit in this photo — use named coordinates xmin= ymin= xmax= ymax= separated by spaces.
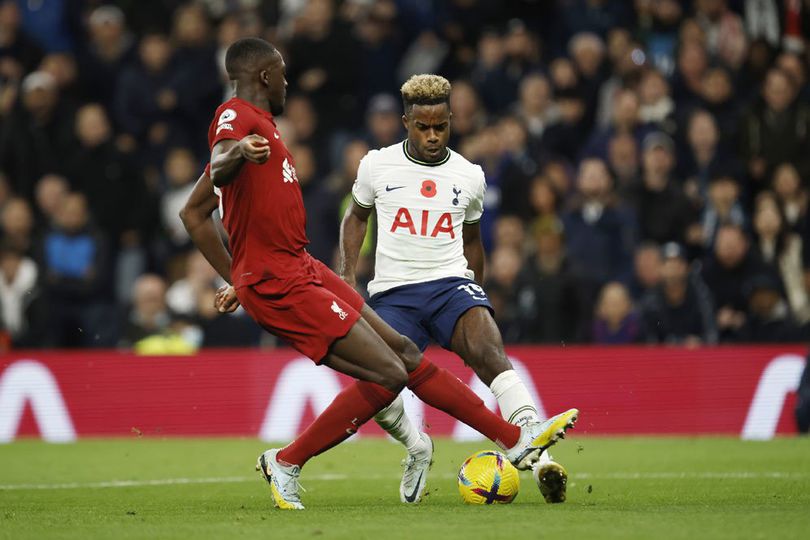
xmin=340 ymin=75 xmax=573 ymax=504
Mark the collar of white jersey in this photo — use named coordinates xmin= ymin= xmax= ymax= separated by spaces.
xmin=402 ymin=140 xmax=451 ymax=167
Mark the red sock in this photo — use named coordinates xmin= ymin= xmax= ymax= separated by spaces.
xmin=277 ymin=381 xmax=396 ymax=467
xmin=407 ymin=359 xmax=520 ymax=449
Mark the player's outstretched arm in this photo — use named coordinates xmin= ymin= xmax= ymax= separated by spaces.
xmin=179 ymin=171 xmax=233 ymax=285
xmin=462 ymin=222 xmax=485 ymax=284
xmin=339 ymin=201 xmax=372 ymax=288
xmin=210 ymin=135 xmax=269 ymax=187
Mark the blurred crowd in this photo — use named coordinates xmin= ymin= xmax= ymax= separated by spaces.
xmin=0 ymin=0 xmax=809 ymax=352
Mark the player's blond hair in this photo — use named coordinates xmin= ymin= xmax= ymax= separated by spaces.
xmin=400 ymin=74 xmax=451 ymax=113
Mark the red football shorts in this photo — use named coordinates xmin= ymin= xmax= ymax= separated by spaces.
xmin=236 ymin=253 xmax=365 ymax=362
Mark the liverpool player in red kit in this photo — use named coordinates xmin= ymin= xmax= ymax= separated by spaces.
xmin=181 ymin=38 xmax=577 ymax=510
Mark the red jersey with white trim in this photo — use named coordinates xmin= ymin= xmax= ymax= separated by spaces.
xmin=208 ymin=97 xmax=307 ymax=289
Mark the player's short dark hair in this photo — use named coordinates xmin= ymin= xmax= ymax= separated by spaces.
xmin=400 ymin=74 xmax=451 ymax=114
xmin=225 ymin=38 xmax=277 ymax=79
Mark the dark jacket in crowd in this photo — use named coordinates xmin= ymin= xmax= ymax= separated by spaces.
xmin=514 ymin=255 xmax=582 ymax=344
xmin=640 ymin=270 xmax=718 ymax=345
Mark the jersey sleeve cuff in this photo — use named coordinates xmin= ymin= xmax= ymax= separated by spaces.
xmin=352 ymin=193 xmax=374 ymax=209
xmin=463 ymin=218 xmax=481 ymax=225
xmin=211 ymin=134 xmax=242 ymax=147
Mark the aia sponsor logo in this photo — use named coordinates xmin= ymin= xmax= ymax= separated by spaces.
xmin=390 ymin=208 xmax=455 ymax=238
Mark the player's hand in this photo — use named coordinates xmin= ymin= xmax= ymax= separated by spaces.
xmin=215 ymin=285 xmax=240 ymax=313
xmin=239 ymin=134 xmax=270 ymax=164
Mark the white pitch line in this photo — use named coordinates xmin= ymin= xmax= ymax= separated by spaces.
xmin=1 ymin=471 xmax=808 ymax=491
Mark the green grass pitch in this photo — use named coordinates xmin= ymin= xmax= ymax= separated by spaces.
xmin=1 ymin=437 xmax=809 ymax=539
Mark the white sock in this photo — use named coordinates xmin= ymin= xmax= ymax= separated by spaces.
xmin=374 ymin=395 xmax=425 ymax=453
xmin=490 ymin=370 xmax=539 ymax=427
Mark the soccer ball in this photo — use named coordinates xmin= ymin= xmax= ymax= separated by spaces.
xmin=457 ymin=450 xmax=520 ymax=504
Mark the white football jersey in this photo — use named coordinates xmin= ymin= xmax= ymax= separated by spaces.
xmin=352 ymin=141 xmax=486 ymax=297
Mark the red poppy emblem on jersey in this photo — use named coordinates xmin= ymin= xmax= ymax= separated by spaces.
xmin=421 ymin=180 xmax=437 ymax=198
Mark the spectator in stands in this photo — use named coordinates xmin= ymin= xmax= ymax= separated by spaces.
xmin=752 ymin=191 xmax=810 ymax=324
xmin=355 ymin=0 xmax=402 ymax=100
xmin=160 ymin=147 xmax=197 ymax=263
xmin=607 ymin=132 xmax=640 ymax=199
xmin=121 ymin=273 xmax=188 ymax=350
xmin=592 ymin=281 xmax=640 ymax=344
xmin=627 ymin=132 xmax=696 ymax=246
xmin=67 ymin=103 xmax=148 ymax=250
xmin=0 ymin=197 xmax=34 ymax=254
xmin=170 ymin=3 xmax=222 ymax=156
xmin=595 ymin=30 xmax=645 ymax=129
xmin=694 ymin=0 xmax=747 ymax=69
xmin=484 ymin=246 xmax=523 ymax=343
xmin=16 ymin=0 xmax=76 ymax=53
xmin=67 ymin=102 xmax=150 ymax=301
xmin=492 ymin=215 xmax=526 ymax=254
xmin=33 ymin=174 xmax=68 ymax=227
xmin=309 ymin=139 xmax=370 ymax=266
xmin=541 ymin=86 xmax=589 ymax=162
xmin=680 ymin=109 xmax=734 ymax=206
xmin=497 ymin=116 xmax=541 ymax=220
xmin=582 ymin=88 xmax=652 ymax=162
xmin=0 ymin=0 xmax=43 ymax=79
xmin=562 ymin=158 xmax=636 ymax=318
xmin=38 ymin=192 xmax=113 ymax=347
xmin=569 ymin=32 xmax=608 ymax=122
xmin=449 ymin=80 xmax=486 ymax=148
xmin=637 ymin=0 xmax=682 ymax=76
xmin=162 ymin=248 xmax=253 ymax=344
xmin=0 ymin=71 xmax=75 ymax=199
xmin=738 ymin=37 xmax=777 ymax=103
xmin=528 ymin=175 xmax=561 ymax=227
xmin=167 ymin=250 xmax=223 ymax=317
xmin=286 ymin=0 xmax=362 ymax=132
xmin=38 ymin=52 xmax=80 ymax=105
xmin=702 ymin=224 xmax=774 ymax=341
xmin=771 ymin=162 xmax=807 ymax=234
xmin=638 ymin=69 xmax=676 ymax=134
xmin=641 ymin=242 xmax=717 ymax=345
xmin=471 ymin=29 xmax=511 ymax=114
xmin=501 ymin=19 xmax=541 ymax=107
xmin=737 ymin=273 xmax=807 ymax=342
xmin=78 ymin=5 xmax=135 ymax=112
xmin=114 ymin=30 xmax=185 ymax=167
xmin=740 ymin=68 xmax=810 ymax=190
xmin=701 ymin=175 xmax=746 ymax=249
xmin=364 ymin=93 xmax=402 ymax=150
xmin=671 ymin=40 xmax=708 ymax=106
xmin=630 ymin=241 xmax=663 ymax=301
xmin=512 ymin=73 xmax=558 ymax=146
xmin=0 ymin=243 xmax=45 ymax=347
xmin=284 ymin=95 xmax=327 ymax=172
xmin=699 ymin=67 xmax=739 ymax=143
xmin=776 ymin=51 xmax=808 ymax=101
xmin=558 ymin=0 xmax=632 ymax=44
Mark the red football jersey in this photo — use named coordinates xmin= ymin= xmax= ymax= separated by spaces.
xmin=208 ymin=97 xmax=308 ymax=289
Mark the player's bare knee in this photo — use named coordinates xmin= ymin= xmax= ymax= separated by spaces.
xmin=379 ymin=361 xmax=409 ymax=392
xmin=466 ymin=342 xmax=510 ymax=385
xmin=399 ymin=336 xmax=423 ymax=372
